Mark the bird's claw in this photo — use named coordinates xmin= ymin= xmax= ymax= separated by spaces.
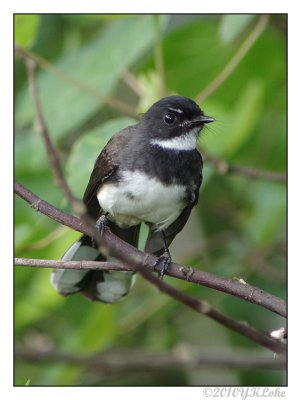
xmin=153 ymin=251 xmax=171 ymax=280
xmin=92 ymin=214 xmax=108 ymax=248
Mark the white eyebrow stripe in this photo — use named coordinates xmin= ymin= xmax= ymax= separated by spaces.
xmin=168 ymin=107 xmax=184 ymax=114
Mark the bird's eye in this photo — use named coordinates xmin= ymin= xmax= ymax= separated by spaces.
xmin=164 ymin=113 xmax=176 ymax=125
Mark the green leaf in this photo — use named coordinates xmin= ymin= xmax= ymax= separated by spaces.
xmin=14 ymin=15 xmax=40 ymax=47
xmin=15 ymin=15 xmax=169 ymax=141
xmin=66 ymin=117 xmax=136 ymax=198
xmin=219 ymin=15 xmax=255 ymax=44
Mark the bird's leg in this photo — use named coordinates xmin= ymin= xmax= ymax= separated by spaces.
xmin=154 ymin=231 xmax=172 ymax=279
xmin=91 ymin=212 xmax=109 ymax=248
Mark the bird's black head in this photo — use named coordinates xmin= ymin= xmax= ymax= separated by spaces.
xmin=140 ymin=96 xmax=214 ymax=148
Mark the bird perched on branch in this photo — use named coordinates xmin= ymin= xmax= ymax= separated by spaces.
xmin=51 ymin=96 xmax=214 ymax=303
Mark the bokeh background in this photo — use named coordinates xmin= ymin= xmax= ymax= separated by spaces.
xmin=14 ymin=14 xmax=287 ymax=386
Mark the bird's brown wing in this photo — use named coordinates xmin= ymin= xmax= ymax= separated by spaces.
xmin=78 ymin=125 xmax=140 ymax=302
xmin=83 ymin=125 xmax=136 ymax=219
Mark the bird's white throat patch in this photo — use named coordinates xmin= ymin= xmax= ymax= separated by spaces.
xmin=150 ymin=128 xmax=199 ymax=151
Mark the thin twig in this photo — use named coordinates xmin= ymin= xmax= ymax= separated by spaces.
xmin=135 ymin=264 xmax=286 ymax=354
xmin=18 ymin=46 xmax=115 ymax=260
xmin=15 ymin=346 xmax=286 ymax=372
xmin=25 ymin=57 xmax=83 ymax=214
xmin=202 ymin=150 xmax=287 ymax=183
xmin=14 ymin=181 xmax=287 ymax=319
xmin=121 ymin=69 xmax=144 ymax=96
xmin=23 ymin=51 xmax=110 ymax=257
xmin=196 ymin=15 xmax=269 ymax=103
xmin=19 ymin=226 xmax=66 ymax=252
xmin=14 ymin=257 xmax=128 ymax=272
xmin=14 ymin=239 xmax=286 ymax=353
xmin=227 ymin=163 xmax=286 ymax=182
xmin=15 ymin=45 xmax=139 ymax=118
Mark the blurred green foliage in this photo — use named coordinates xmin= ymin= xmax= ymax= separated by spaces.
xmin=14 ymin=14 xmax=287 ymax=386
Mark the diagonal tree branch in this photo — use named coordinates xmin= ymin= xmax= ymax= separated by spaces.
xmin=18 ymin=51 xmax=287 ymax=321
xmin=133 ymin=262 xmax=286 ymax=354
xmin=14 ymin=182 xmax=287 ymax=355
xmin=14 ymin=182 xmax=286 ymax=319
xmin=196 ymin=15 xmax=269 ymax=103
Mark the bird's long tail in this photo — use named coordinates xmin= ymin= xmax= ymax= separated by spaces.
xmin=50 ymin=223 xmax=140 ymax=303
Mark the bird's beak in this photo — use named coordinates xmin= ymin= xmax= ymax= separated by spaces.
xmin=189 ymin=115 xmax=215 ymax=128
xmin=200 ymin=115 xmax=215 ymax=124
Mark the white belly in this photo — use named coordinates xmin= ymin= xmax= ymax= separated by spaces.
xmin=97 ymin=170 xmax=186 ymax=230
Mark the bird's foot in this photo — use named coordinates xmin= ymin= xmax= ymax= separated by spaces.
xmin=153 ymin=251 xmax=171 ymax=280
xmin=96 ymin=214 xmax=108 ymax=236
xmin=92 ymin=213 xmax=108 ymax=248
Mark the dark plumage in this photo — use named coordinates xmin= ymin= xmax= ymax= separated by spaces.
xmin=51 ymin=96 xmax=214 ymax=302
